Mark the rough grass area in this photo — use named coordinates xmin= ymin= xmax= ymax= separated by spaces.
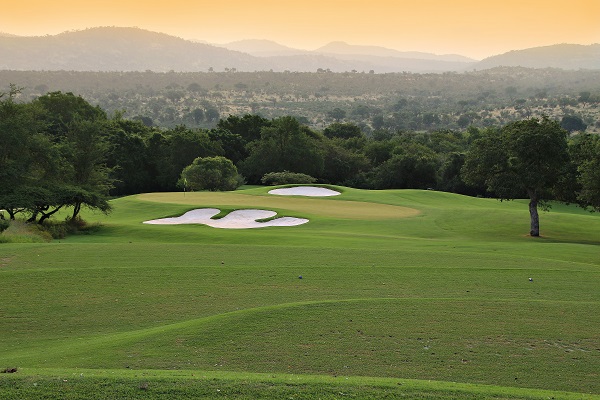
xmin=1 ymin=186 xmax=599 ymax=398
xmin=0 ymin=220 xmax=52 ymax=243
xmin=0 ymin=369 xmax=596 ymax=400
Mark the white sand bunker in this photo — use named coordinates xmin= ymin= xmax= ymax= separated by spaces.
xmin=143 ymin=208 xmax=308 ymax=229
xmin=268 ymin=186 xmax=340 ymax=197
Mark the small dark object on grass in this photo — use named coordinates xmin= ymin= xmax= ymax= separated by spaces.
xmin=529 ymin=277 xmax=533 ymax=282
xmin=2 ymin=367 xmax=17 ymax=373
xmin=298 ymin=275 xmax=302 ymax=279
xmin=139 ymin=382 xmax=149 ymax=391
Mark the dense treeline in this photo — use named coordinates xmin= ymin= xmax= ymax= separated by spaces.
xmin=1 ymin=88 xmax=599 ymax=229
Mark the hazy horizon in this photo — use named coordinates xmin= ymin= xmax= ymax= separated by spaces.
xmin=3 ymin=0 xmax=599 ymax=59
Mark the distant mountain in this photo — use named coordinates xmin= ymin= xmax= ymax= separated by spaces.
xmin=0 ymin=28 xmax=476 ymax=73
xmin=0 ymin=28 xmax=597 ymax=73
xmin=0 ymin=32 xmax=20 ymax=37
xmin=476 ymin=44 xmax=600 ymax=70
xmin=221 ymin=39 xmax=310 ymax=57
xmin=0 ymin=27 xmax=260 ymax=72
xmin=315 ymin=41 xmax=476 ymax=63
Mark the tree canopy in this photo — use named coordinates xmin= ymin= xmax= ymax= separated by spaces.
xmin=0 ymin=88 xmax=113 ymax=224
xmin=462 ymin=117 xmax=571 ymax=236
xmin=179 ymin=156 xmax=241 ymax=192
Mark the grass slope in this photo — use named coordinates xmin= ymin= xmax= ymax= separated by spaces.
xmin=1 ymin=186 xmax=599 ymax=398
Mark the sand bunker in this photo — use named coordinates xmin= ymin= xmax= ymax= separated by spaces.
xmin=143 ymin=208 xmax=308 ymax=229
xmin=268 ymin=186 xmax=340 ymax=197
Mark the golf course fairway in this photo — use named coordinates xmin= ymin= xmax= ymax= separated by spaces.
xmin=1 ymin=186 xmax=599 ymax=399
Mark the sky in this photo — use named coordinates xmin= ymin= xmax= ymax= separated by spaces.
xmin=2 ymin=0 xmax=599 ymax=59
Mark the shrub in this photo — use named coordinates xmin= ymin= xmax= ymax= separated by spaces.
xmin=261 ymin=171 xmax=317 ymax=186
xmin=178 ymin=156 xmax=243 ymax=191
xmin=0 ymin=219 xmax=9 ymax=233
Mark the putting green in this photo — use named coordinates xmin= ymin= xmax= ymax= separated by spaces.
xmin=136 ymin=191 xmax=420 ymax=220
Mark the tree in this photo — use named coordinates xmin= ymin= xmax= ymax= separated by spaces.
xmin=179 ymin=156 xmax=241 ymax=191
xmin=216 ymin=114 xmax=271 ymax=143
xmin=321 ymin=140 xmax=370 ymax=184
xmin=462 ymin=117 xmax=570 ymax=237
xmin=34 ymin=91 xmax=106 ymax=138
xmin=327 ymin=108 xmax=346 ymax=121
xmin=323 ymin=122 xmax=364 ymax=140
xmin=570 ymin=134 xmax=600 ymax=211
xmin=62 ymin=119 xmax=114 ymax=220
xmin=0 ymin=88 xmax=51 ymax=219
xmin=560 ymin=115 xmax=587 ymax=133
xmin=240 ymin=117 xmax=324 ymax=183
xmin=157 ymin=126 xmax=221 ymax=191
xmin=373 ymin=144 xmax=438 ymax=189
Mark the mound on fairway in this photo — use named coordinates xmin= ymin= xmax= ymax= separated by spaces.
xmin=268 ymin=186 xmax=340 ymax=197
xmin=143 ymin=208 xmax=309 ymax=229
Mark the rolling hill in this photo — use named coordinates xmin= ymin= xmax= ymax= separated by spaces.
xmin=2 ymin=27 xmax=596 ymax=73
xmin=476 ymin=43 xmax=600 ymax=70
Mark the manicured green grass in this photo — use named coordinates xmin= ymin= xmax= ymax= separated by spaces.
xmin=1 ymin=187 xmax=599 ymax=398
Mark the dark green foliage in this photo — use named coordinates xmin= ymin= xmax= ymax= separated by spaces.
xmin=0 ymin=87 xmax=113 ymax=224
xmin=437 ymin=152 xmax=481 ymax=195
xmin=240 ymin=117 xmax=325 ymax=183
xmin=34 ymin=91 xmax=107 ymax=138
xmin=261 ymin=171 xmax=317 ymax=185
xmin=208 ymin=128 xmax=247 ymax=164
xmin=321 ymin=141 xmax=370 ymax=185
xmin=373 ymin=144 xmax=439 ymax=189
xmin=159 ymin=126 xmax=222 ymax=191
xmin=179 ymin=156 xmax=242 ymax=191
xmin=105 ymin=119 xmax=155 ymax=194
xmin=560 ymin=115 xmax=587 ymax=133
xmin=216 ymin=114 xmax=271 ymax=143
xmin=462 ymin=118 xmax=572 ymax=236
xmin=0 ymin=219 xmax=9 ymax=232
xmin=570 ymin=133 xmax=600 ymax=211
xmin=323 ymin=122 xmax=364 ymax=140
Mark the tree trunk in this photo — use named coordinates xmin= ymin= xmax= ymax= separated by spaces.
xmin=38 ymin=206 xmax=62 ymax=225
xmin=529 ymin=197 xmax=540 ymax=237
xmin=71 ymin=202 xmax=82 ymax=220
xmin=27 ymin=211 xmax=38 ymax=223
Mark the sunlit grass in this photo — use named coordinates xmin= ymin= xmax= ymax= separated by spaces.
xmin=1 ymin=187 xmax=599 ymax=398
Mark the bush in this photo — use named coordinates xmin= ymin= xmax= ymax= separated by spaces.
xmin=178 ymin=156 xmax=243 ymax=191
xmin=261 ymin=171 xmax=317 ymax=186
xmin=46 ymin=217 xmax=100 ymax=238
xmin=0 ymin=219 xmax=9 ymax=233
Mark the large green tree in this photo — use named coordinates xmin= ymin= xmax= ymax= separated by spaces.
xmin=1 ymin=88 xmax=115 ymax=224
xmin=462 ymin=117 xmax=571 ymax=237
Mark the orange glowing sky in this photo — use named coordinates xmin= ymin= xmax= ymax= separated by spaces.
xmin=2 ymin=0 xmax=599 ymax=59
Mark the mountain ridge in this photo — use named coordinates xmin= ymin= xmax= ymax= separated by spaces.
xmin=0 ymin=27 xmax=597 ymax=72
xmin=477 ymin=43 xmax=600 ymax=70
